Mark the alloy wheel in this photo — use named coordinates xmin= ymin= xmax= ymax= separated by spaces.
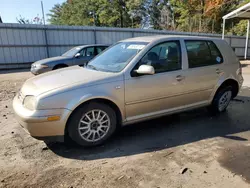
xmin=78 ymin=110 xmax=111 ymax=142
xmin=218 ymin=90 xmax=232 ymax=112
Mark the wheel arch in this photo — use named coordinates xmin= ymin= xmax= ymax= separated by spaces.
xmin=65 ymin=97 xmax=123 ymax=136
xmin=53 ymin=63 xmax=68 ymax=70
xmin=214 ymin=78 xmax=239 ymax=99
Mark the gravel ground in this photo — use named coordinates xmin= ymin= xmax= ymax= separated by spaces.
xmin=0 ymin=64 xmax=250 ymax=188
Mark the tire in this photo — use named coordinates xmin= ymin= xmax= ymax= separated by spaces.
xmin=67 ymin=102 xmax=117 ymax=147
xmin=208 ymin=86 xmax=233 ymax=115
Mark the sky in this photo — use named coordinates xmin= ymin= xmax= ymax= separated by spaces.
xmin=0 ymin=0 xmax=66 ymax=24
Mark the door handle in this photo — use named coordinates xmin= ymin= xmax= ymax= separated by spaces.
xmin=176 ymin=75 xmax=185 ymax=81
xmin=216 ymin=69 xmax=222 ymax=74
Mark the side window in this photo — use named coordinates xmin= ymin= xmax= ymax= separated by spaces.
xmin=85 ymin=47 xmax=95 ymax=56
xmin=78 ymin=49 xmax=85 ymax=57
xmin=207 ymin=41 xmax=223 ymax=64
xmin=96 ymin=46 xmax=106 ymax=54
xmin=185 ymin=40 xmax=223 ymax=68
xmin=139 ymin=41 xmax=181 ymax=73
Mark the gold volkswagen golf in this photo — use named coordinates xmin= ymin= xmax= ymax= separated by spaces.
xmin=13 ymin=35 xmax=244 ymax=146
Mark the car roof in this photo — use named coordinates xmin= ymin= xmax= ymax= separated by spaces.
xmin=75 ymin=44 xmax=109 ymax=48
xmin=121 ymin=35 xmax=223 ymax=43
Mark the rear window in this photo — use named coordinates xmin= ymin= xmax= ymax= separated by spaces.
xmin=185 ymin=40 xmax=223 ymax=68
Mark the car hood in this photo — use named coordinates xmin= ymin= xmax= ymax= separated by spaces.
xmin=21 ymin=66 xmax=121 ymax=96
xmin=33 ymin=56 xmax=72 ymax=65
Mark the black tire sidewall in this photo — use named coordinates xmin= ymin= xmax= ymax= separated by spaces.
xmin=67 ymin=102 xmax=117 ymax=147
xmin=211 ymin=86 xmax=233 ymax=113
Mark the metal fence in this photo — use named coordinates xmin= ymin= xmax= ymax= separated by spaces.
xmin=0 ymin=23 xmax=249 ymax=69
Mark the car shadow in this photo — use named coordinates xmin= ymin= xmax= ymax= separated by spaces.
xmin=0 ymin=68 xmax=30 ymax=74
xmin=47 ymin=87 xmax=250 ymax=161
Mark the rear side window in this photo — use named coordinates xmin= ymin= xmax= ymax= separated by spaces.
xmin=185 ymin=40 xmax=223 ymax=68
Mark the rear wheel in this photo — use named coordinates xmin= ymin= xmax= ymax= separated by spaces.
xmin=67 ymin=102 xmax=117 ymax=147
xmin=208 ymin=86 xmax=233 ymax=114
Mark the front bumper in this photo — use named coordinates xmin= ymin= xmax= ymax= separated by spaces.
xmin=13 ymin=96 xmax=72 ymax=141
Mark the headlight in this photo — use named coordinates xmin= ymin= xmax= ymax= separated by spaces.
xmin=33 ymin=64 xmax=48 ymax=69
xmin=23 ymin=96 xmax=37 ymax=110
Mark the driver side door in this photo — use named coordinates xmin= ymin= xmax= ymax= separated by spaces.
xmin=73 ymin=47 xmax=95 ymax=66
xmin=125 ymin=40 xmax=186 ymax=122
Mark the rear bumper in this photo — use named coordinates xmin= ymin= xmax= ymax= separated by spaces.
xmin=238 ymin=74 xmax=244 ymax=89
xmin=13 ymin=96 xmax=72 ymax=141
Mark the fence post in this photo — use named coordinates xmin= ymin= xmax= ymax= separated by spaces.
xmin=41 ymin=1 xmax=49 ymax=58
xmin=44 ymin=26 xmax=49 ymax=58
xmin=93 ymin=28 xmax=97 ymax=44
xmin=131 ymin=31 xmax=135 ymax=38
xmin=245 ymin=19 xmax=250 ymax=60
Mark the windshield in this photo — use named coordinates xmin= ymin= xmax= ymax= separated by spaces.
xmin=87 ymin=42 xmax=148 ymax=72
xmin=62 ymin=47 xmax=81 ymax=57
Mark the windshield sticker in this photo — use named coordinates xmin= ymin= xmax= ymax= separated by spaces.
xmin=127 ymin=45 xmax=146 ymax=50
xmin=121 ymin=44 xmax=126 ymax=49
xmin=216 ymin=56 xmax=221 ymax=63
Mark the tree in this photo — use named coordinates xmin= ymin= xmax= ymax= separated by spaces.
xmin=205 ymin=0 xmax=239 ymax=33
xmin=47 ymin=3 xmax=64 ymax=25
xmin=148 ymin=0 xmax=162 ymax=29
xmin=47 ymin=0 xmax=145 ymax=28
xmin=46 ymin=0 xmax=250 ymax=36
xmin=167 ymin=0 xmax=239 ymax=33
xmin=230 ymin=0 xmax=250 ymax=36
xmin=16 ymin=15 xmax=43 ymax=24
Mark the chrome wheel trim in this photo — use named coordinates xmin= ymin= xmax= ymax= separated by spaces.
xmin=78 ymin=109 xmax=111 ymax=142
xmin=218 ymin=91 xmax=232 ymax=112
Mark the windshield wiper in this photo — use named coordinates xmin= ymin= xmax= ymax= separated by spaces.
xmin=87 ymin=64 xmax=98 ymax=71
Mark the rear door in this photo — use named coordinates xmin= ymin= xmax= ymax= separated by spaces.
xmin=181 ymin=40 xmax=224 ymax=103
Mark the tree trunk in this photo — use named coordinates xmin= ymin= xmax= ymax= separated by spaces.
xmin=120 ymin=8 xmax=123 ymax=28
xmin=200 ymin=0 xmax=205 ymax=32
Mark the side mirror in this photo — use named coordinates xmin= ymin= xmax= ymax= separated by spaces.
xmin=134 ymin=65 xmax=155 ymax=76
xmin=75 ymin=53 xmax=81 ymax=58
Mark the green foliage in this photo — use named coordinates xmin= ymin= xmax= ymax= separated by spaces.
xmin=229 ymin=0 xmax=250 ymax=36
xmin=47 ymin=0 xmax=145 ymax=28
xmin=169 ymin=0 xmax=239 ymax=33
xmin=47 ymin=0 xmax=250 ymax=36
xmin=47 ymin=3 xmax=64 ymax=25
xmin=231 ymin=20 xmax=247 ymax=36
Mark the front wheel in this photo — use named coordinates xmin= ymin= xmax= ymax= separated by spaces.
xmin=67 ymin=102 xmax=117 ymax=147
xmin=208 ymin=86 xmax=233 ymax=114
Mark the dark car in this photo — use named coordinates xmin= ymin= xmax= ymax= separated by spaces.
xmin=30 ymin=44 xmax=108 ymax=75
